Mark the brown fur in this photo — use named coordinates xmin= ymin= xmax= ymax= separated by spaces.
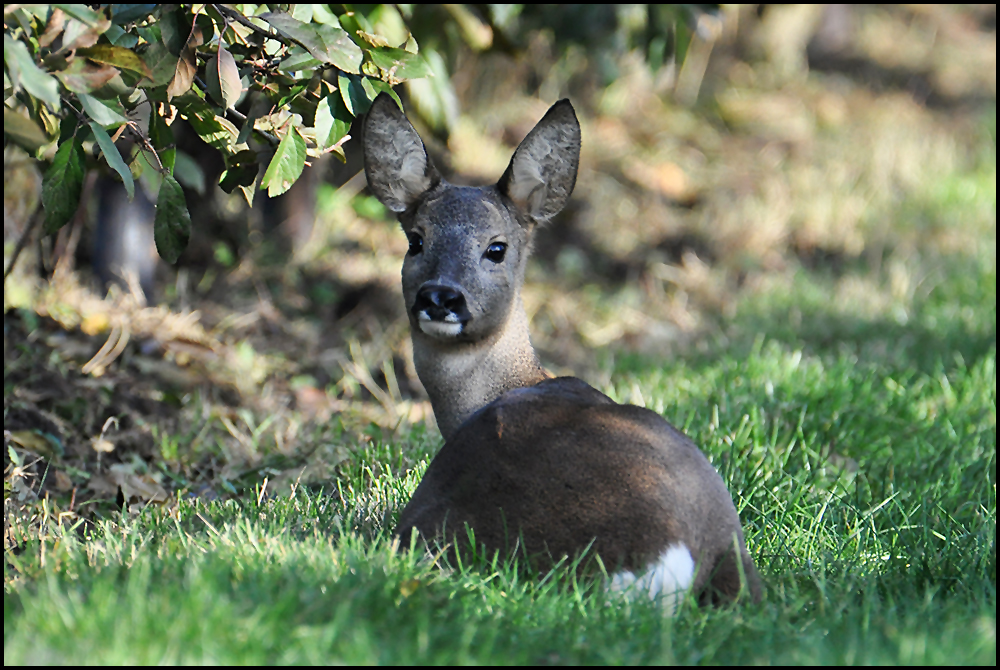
xmin=396 ymin=378 xmax=762 ymax=601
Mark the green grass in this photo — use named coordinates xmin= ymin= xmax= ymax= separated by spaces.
xmin=4 ymin=20 xmax=997 ymax=663
xmin=5 ymin=163 xmax=996 ymax=669
xmin=5 ymin=331 xmax=995 ymax=663
xmin=5 ymin=175 xmax=997 ymax=666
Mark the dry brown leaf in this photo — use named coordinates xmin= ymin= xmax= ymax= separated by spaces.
xmin=51 ymin=469 xmax=74 ymax=492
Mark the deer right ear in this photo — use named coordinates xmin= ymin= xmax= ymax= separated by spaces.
xmin=363 ymin=93 xmax=441 ymax=213
xmin=498 ymin=99 xmax=580 ymax=224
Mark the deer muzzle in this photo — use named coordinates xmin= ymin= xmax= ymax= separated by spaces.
xmin=413 ymin=284 xmax=472 ymax=337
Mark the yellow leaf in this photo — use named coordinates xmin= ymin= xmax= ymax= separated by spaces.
xmin=9 ymin=430 xmax=60 ymax=458
xmin=81 ymin=312 xmax=110 ymax=335
xmin=399 ymin=578 xmax=421 ymax=598
xmin=92 ymin=438 xmax=115 ymax=453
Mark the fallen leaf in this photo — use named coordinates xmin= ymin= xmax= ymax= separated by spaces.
xmin=51 ymin=469 xmax=74 ymax=492
xmin=109 ymin=464 xmax=169 ymax=503
xmin=9 ymin=430 xmax=62 ymax=459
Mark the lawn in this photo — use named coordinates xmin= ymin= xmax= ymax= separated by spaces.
xmin=4 ymin=5 xmax=996 ymax=665
xmin=5 ymin=270 xmax=995 ymax=662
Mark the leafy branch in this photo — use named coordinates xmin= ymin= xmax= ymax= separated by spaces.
xmin=3 ymin=3 xmax=433 ymax=268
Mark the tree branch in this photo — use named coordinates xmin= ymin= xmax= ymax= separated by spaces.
xmin=211 ymin=4 xmax=282 ymax=42
xmin=192 ymin=75 xmax=280 ymax=147
xmin=224 ymin=104 xmax=280 ymax=147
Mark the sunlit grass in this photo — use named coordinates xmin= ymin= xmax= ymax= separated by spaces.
xmin=5 ymin=330 xmax=995 ymax=663
xmin=4 ymin=7 xmax=996 ymax=665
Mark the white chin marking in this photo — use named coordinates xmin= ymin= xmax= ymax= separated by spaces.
xmin=608 ymin=543 xmax=695 ymax=615
xmin=419 ymin=320 xmax=464 ymax=337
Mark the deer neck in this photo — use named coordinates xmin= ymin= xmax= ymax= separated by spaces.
xmin=412 ymin=297 xmax=546 ymax=441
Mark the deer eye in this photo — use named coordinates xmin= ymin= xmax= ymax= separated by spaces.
xmin=407 ymin=232 xmax=423 ymax=256
xmin=485 ymin=242 xmax=507 ymax=264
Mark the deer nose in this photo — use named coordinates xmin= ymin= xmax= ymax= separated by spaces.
xmin=414 ymin=284 xmax=468 ymax=320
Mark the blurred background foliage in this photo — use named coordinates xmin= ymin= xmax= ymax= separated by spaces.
xmin=3 ymin=4 xmax=996 ymax=514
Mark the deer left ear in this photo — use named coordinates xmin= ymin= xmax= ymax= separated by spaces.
xmin=363 ymin=93 xmax=441 ymax=213
xmin=498 ymin=99 xmax=581 ymax=224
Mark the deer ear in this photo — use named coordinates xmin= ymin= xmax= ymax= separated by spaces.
xmin=363 ymin=93 xmax=441 ymax=213
xmin=498 ymin=99 xmax=580 ymax=224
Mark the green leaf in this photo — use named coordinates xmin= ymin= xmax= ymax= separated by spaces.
xmin=58 ymin=115 xmax=78 ymax=142
xmin=219 ymin=149 xmax=259 ymax=194
xmin=173 ymin=150 xmax=206 ymax=194
xmin=365 ymin=79 xmax=403 ymax=110
xmin=115 ymin=32 xmax=140 ymax=48
xmin=53 ymin=4 xmax=106 ymax=28
xmin=42 ymin=138 xmax=86 ymax=234
xmin=277 ymin=47 xmax=322 ymax=73
xmin=149 ymin=104 xmax=175 ymax=173
xmin=314 ymin=23 xmax=364 ymax=74
xmin=109 ymin=4 xmax=157 ymax=25
xmin=133 ymin=148 xmax=163 ymax=200
xmin=236 ymin=183 xmax=254 ymax=208
xmin=337 ymin=12 xmax=373 ymax=41
xmin=360 ymin=77 xmax=378 ymax=101
xmin=258 ymin=13 xmax=323 ymax=52
xmin=274 ymin=83 xmax=308 ymax=109
xmin=153 ymin=174 xmax=191 ymax=264
xmin=368 ymin=47 xmax=431 ymax=81
xmin=259 ymin=12 xmax=362 ymax=74
xmin=4 ymin=109 xmax=50 ymax=152
xmin=172 ymin=94 xmax=245 ymax=154
xmin=38 ymin=105 xmax=61 ymax=138
xmin=338 ymin=73 xmax=372 ymax=116
xmin=139 ymin=41 xmax=178 ymax=88
xmin=235 ymin=112 xmax=258 ymax=146
xmin=290 ymin=4 xmax=314 ymax=23
xmin=78 ymin=93 xmax=129 ymax=128
xmin=104 ymin=23 xmax=140 ymax=48
xmin=206 ymin=45 xmax=242 ymax=109
xmin=4 ymin=36 xmax=62 ymax=112
xmin=105 ymin=24 xmax=126 ymax=43
xmin=89 ymin=120 xmax=135 ymax=199
xmin=261 ymin=125 xmax=306 ymax=198
xmin=158 ymin=7 xmax=189 ymax=55
xmin=311 ymin=5 xmax=342 ymax=26
xmin=76 ymin=44 xmax=151 ymax=78
xmin=314 ymin=93 xmax=352 ymax=151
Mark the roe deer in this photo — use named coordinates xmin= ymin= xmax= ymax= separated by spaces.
xmin=363 ymin=93 xmax=762 ymax=607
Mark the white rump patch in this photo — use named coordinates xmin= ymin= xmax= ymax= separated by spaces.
xmin=608 ymin=544 xmax=695 ymax=615
xmin=418 ymin=320 xmax=463 ymax=337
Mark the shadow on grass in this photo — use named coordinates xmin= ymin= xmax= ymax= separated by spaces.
xmin=727 ymin=303 xmax=996 ymax=375
xmin=720 ymin=251 xmax=995 ymax=375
